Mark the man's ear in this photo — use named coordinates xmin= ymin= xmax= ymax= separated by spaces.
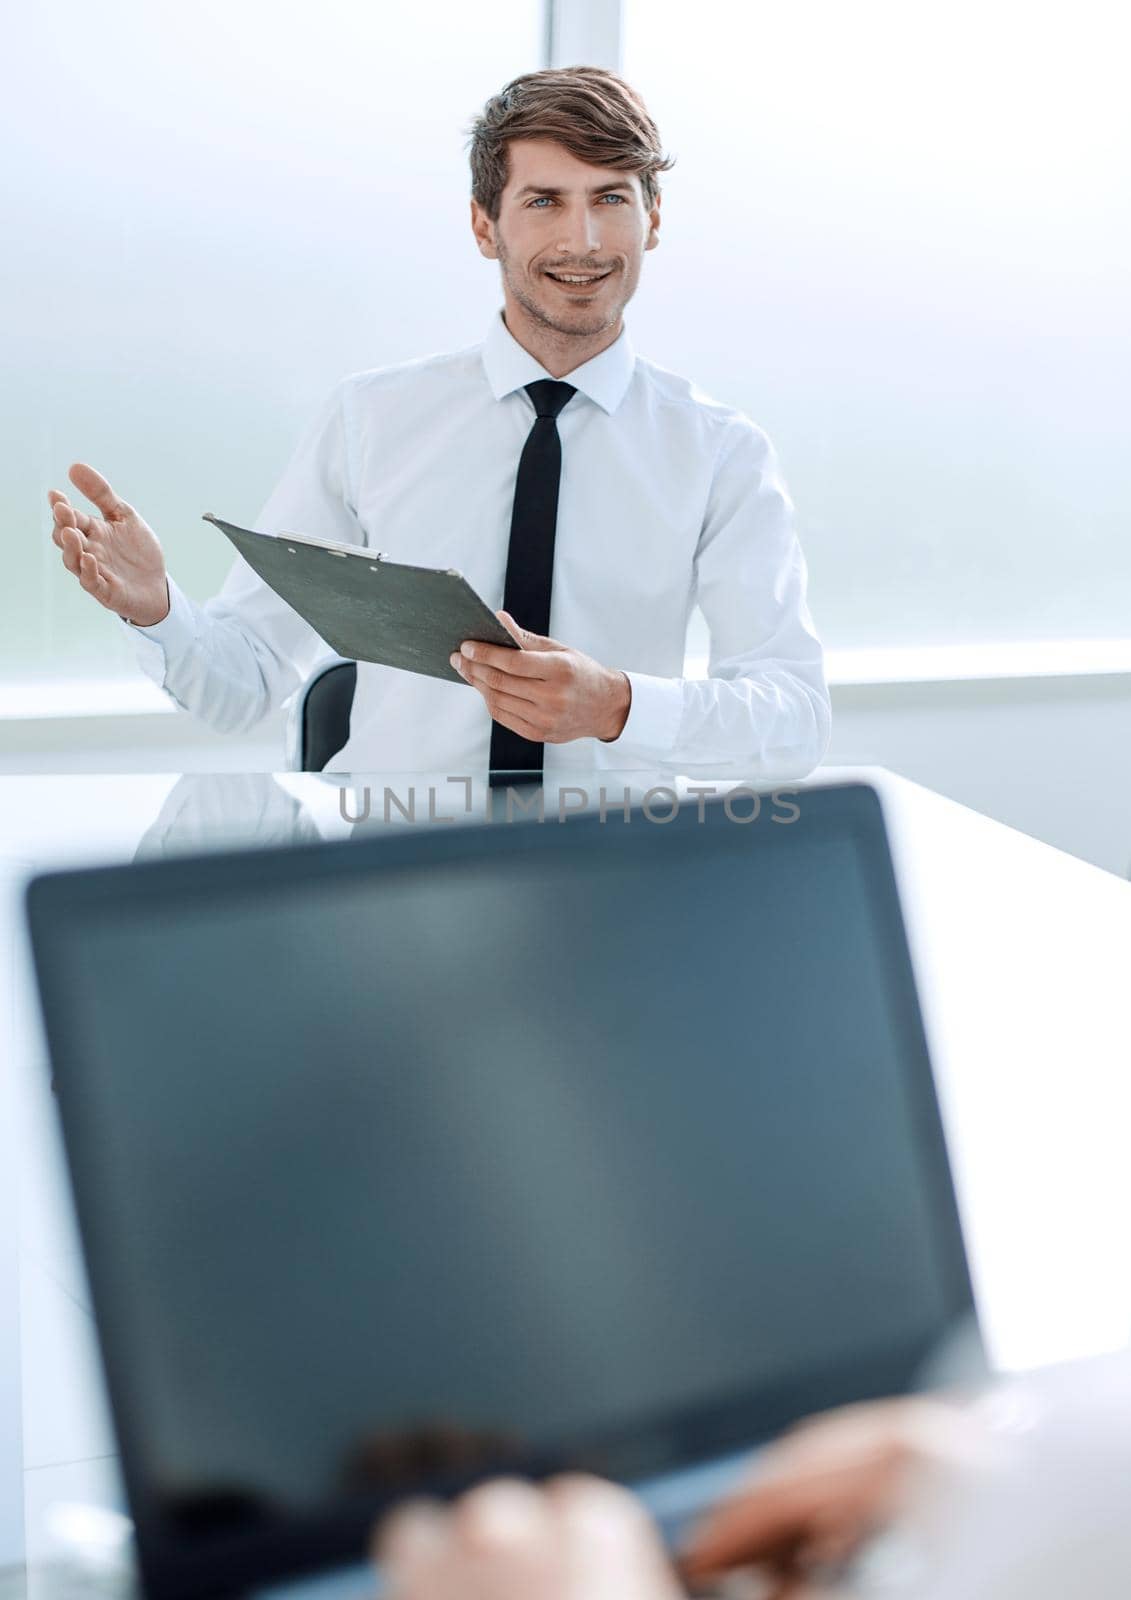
xmin=470 ymin=198 xmax=499 ymax=261
xmin=645 ymin=189 xmax=662 ymax=252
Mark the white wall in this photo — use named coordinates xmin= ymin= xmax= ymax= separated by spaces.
xmin=827 ymin=679 xmax=1131 ymax=880
xmin=4 ymin=1 xmax=542 ymax=685
xmin=623 ymin=0 xmax=1131 ymax=652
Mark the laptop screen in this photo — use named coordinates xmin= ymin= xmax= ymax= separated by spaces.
xmin=26 ymin=784 xmax=975 ymax=1599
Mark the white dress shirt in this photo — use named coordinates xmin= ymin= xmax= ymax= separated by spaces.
xmin=124 ymin=311 xmax=830 ymax=778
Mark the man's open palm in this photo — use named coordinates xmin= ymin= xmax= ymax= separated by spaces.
xmin=48 ymin=463 xmax=169 ymax=627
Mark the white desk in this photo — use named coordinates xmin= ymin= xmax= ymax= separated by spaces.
xmin=2 ymin=766 xmax=1129 ymax=1574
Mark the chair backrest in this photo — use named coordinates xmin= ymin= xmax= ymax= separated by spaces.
xmin=296 ymin=660 xmax=356 ymax=771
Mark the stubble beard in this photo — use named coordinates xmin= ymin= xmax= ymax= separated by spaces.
xmin=497 ymin=238 xmax=625 ymax=340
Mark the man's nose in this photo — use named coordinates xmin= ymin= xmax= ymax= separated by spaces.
xmin=556 ymin=204 xmax=601 ymax=259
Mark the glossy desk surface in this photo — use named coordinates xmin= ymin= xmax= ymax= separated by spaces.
xmin=1 ymin=766 xmax=1129 ymax=1582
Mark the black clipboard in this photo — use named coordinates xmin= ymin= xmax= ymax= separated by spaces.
xmin=203 ymin=514 xmax=518 ymax=684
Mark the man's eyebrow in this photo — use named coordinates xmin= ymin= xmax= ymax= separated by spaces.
xmin=514 ymin=181 xmax=636 ymax=197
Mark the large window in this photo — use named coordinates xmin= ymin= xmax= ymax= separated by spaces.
xmin=8 ymin=2 xmax=1128 ymax=697
xmin=624 ymin=0 xmax=1131 ymax=650
xmin=6 ymin=0 xmax=541 ymax=687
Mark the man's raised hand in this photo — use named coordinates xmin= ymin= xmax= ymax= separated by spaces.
xmin=48 ymin=463 xmax=170 ymax=627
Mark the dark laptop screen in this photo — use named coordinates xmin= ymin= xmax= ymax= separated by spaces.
xmin=27 ymin=785 xmax=975 ymax=1599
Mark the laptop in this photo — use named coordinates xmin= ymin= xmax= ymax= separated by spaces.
xmin=25 ymin=782 xmax=978 ymax=1599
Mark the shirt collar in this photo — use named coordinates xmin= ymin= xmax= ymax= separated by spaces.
xmin=480 ymin=308 xmax=635 ymax=416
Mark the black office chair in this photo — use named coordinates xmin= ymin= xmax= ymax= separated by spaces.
xmin=290 ymin=659 xmax=357 ymax=771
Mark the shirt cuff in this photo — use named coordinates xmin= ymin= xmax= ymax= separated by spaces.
xmin=124 ymin=575 xmax=198 ymax=654
xmin=117 ymin=575 xmax=198 ymax=697
xmin=601 ymin=671 xmax=684 ymax=759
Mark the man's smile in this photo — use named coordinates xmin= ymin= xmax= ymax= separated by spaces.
xmin=543 ymin=268 xmax=613 ymax=290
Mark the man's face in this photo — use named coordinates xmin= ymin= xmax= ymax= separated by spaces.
xmin=472 ymin=137 xmax=660 ymax=340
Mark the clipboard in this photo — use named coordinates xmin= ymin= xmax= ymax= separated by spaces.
xmin=203 ymin=514 xmax=518 ymax=684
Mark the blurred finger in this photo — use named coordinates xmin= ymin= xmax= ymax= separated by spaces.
xmin=446 ymin=1481 xmax=559 ymax=1600
xmin=68 ymin=461 xmax=130 ymax=519
xmin=453 ymin=1478 xmax=550 ymax=1546
xmin=374 ymin=1499 xmax=449 ymax=1597
xmin=802 ymin=1517 xmax=867 ymax=1569
xmin=765 ymin=1580 xmax=827 ymax=1600
xmin=680 ymin=1478 xmax=814 ymax=1582
xmin=549 ymin=1476 xmax=682 ymax=1600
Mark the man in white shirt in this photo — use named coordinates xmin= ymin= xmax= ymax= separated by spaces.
xmin=47 ymin=66 xmax=830 ymax=779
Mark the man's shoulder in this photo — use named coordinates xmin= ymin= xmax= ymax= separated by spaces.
xmin=335 ymin=341 xmax=485 ymax=406
xmin=632 ymin=355 xmax=773 ymax=459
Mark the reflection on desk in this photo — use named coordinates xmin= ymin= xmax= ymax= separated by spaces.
xmin=131 ymin=769 xmax=805 ymax=858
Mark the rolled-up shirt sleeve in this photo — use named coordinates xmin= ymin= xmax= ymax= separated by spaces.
xmin=602 ymin=417 xmax=831 ymax=779
xmin=120 ymin=378 xmax=364 ymax=735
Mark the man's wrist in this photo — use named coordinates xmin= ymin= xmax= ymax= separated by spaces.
xmin=122 ymin=578 xmax=170 ymax=629
xmin=598 ymin=669 xmax=632 ymax=742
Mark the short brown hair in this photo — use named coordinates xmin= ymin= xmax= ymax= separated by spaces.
xmin=468 ymin=66 xmax=674 ymax=221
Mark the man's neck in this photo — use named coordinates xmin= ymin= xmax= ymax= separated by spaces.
xmin=500 ymin=303 xmax=622 ymax=379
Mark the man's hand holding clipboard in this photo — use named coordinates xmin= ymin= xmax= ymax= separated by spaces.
xmin=205 ymin=514 xmax=629 ymax=746
xmin=451 ymin=608 xmax=631 ymax=746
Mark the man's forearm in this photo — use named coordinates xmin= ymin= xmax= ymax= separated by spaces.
xmin=606 ymin=663 xmax=830 ymax=778
xmin=122 ymin=575 xmax=289 ymax=736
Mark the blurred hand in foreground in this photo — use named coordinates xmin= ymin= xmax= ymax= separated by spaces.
xmin=375 ymin=1474 xmax=683 ymax=1600
xmin=373 ymin=1397 xmax=982 ymax=1600
xmin=679 ymin=1396 xmax=985 ymax=1594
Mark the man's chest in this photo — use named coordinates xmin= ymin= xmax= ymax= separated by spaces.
xmin=350 ymin=406 xmax=713 ymax=613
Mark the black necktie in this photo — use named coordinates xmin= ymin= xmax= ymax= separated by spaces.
xmin=488 ymin=379 xmax=576 ymax=787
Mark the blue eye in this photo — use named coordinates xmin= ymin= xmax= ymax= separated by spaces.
xmin=526 ymin=193 xmax=628 ymax=208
